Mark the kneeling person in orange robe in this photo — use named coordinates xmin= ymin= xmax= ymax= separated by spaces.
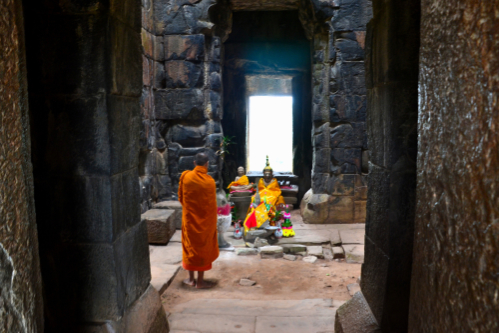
xmin=178 ymin=153 xmax=219 ymax=289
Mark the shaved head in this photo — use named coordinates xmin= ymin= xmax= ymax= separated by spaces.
xmin=195 ymin=153 xmax=209 ymax=166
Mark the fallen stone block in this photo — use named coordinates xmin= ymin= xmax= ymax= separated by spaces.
xmin=333 ymin=246 xmax=345 ymax=259
xmin=283 ymin=254 xmax=297 ymax=261
xmin=254 ymin=237 xmax=269 ymax=248
xmin=307 ymin=246 xmax=324 ymax=258
xmin=239 ymin=278 xmax=256 ymax=286
xmin=236 ymin=248 xmax=258 ymax=256
xmin=334 ymin=291 xmax=380 ymax=333
xmin=260 ymin=246 xmax=284 ymax=259
xmin=302 ymin=256 xmax=318 ymax=263
xmin=153 ymin=200 xmax=183 ymax=229
xmin=343 ymin=245 xmax=364 ymax=264
xmin=142 ymin=209 xmax=176 ymax=245
xmin=281 ymin=244 xmax=307 ymax=254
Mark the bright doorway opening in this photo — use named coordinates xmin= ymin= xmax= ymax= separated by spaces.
xmin=248 ymin=96 xmax=293 ymax=172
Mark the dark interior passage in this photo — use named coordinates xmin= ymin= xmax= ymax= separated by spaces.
xmin=222 ymin=11 xmax=312 ymax=202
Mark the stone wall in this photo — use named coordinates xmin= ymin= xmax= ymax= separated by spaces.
xmin=0 ymin=0 xmax=44 ymax=331
xmin=141 ymin=0 xmax=372 ymax=222
xmin=140 ymin=0 xmax=226 ymax=211
xmin=302 ymin=0 xmax=372 ymax=224
xmin=23 ymin=0 xmax=168 ymax=331
xmin=409 ymin=0 xmax=499 ymax=331
xmin=349 ymin=0 xmax=420 ymax=331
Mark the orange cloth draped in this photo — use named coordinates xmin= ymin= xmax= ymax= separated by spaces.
xmin=243 ymin=178 xmax=285 ymax=233
xmin=178 ymin=166 xmax=219 ymax=271
xmin=227 ymin=175 xmax=250 ymax=189
xmin=256 ymin=178 xmax=285 ymax=207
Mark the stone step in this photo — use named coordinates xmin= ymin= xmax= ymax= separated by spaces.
xmin=153 ymin=200 xmax=183 ymax=229
xmin=149 ymin=243 xmax=183 ymax=265
xmin=150 ymin=263 xmax=180 ymax=294
xmin=168 ymin=299 xmax=344 ymax=333
xmin=170 ymin=298 xmax=344 ymax=317
xmin=142 ymin=209 xmax=176 ymax=245
xmin=343 ymin=244 xmax=364 ymax=264
xmin=339 ymin=229 xmax=365 ymax=244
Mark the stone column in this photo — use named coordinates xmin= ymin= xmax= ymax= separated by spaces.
xmin=23 ymin=0 xmax=168 ymax=331
xmin=303 ymin=0 xmax=372 ymax=224
xmin=0 ymin=0 xmax=44 ymax=331
xmin=335 ymin=0 xmax=420 ymax=331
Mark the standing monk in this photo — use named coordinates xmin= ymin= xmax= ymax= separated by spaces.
xmin=178 ymin=153 xmax=219 ymax=289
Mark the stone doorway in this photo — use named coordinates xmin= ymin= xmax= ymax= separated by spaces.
xmin=221 ymin=10 xmax=312 ymax=203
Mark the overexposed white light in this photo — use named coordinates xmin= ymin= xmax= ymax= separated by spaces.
xmin=248 ymin=96 xmax=293 ymax=172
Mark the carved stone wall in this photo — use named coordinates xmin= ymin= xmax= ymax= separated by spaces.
xmin=0 ymin=1 xmax=44 ymax=331
xmin=23 ymin=0 xmax=168 ymax=331
xmin=409 ymin=0 xmax=499 ymax=331
xmin=141 ymin=0 xmax=372 ymax=223
xmin=140 ymin=0 xmax=226 ymax=211
xmin=302 ymin=0 xmax=372 ymax=224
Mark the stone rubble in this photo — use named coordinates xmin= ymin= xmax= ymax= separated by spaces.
xmin=302 ymin=256 xmax=318 ymax=264
xmin=236 ymin=248 xmax=258 ymax=256
xmin=307 ymin=246 xmax=324 ymax=258
xmin=283 ymin=254 xmax=297 ymax=261
xmin=239 ymin=278 xmax=257 ymax=286
xmin=260 ymin=246 xmax=284 ymax=259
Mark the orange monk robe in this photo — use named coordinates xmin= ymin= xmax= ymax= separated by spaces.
xmin=243 ymin=178 xmax=285 ymax=233
xmin=256 ymin=178 xmax=285 ymax=207
xmin=227 ymin=175 xmax=250 ymax=189
xmin=178 ymin=165 xmax=219 ymax=271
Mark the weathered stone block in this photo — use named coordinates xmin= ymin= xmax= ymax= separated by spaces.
xmin=313 ymin=148 xmax=331 ymax=174
xmin=108 ymin=95 xmax=141 ymax=174
xmin=154 ymin=89 xmax=204 ymax=120
xmin=331 ymin=148 xmax=362 ymax=174
xmin=301 ymin=193 xmax=330 ymax=224
xmin=208 ymin=37 xmax=221 ymax=63
xmin=336 ymin=37 xmax=365 ymax=61
xmin=281 ymin=244 xmax=308 ymax=254
xmin=334 ymin=291 xmax=380 ymax=333
xmin=142 ymin=209 xmax=176 ymax=245
xmin=337 ymin=62 xmax=367 ymax=95
xmin=209 ymin=91 xmax=222 ymax=120
xmin=153 ymin=200 xmax=183 ymax=229
xmin=114 ymin=221 xmax=151 ymax=308
xmin=204 ymin=133 xmax=223 ymax=149
xmin=167 ymin=124 xmax=207 ymax=147
xmin=354 ymin=200 xmax=367 ymax=223
xmin=111 ymin=168 xmax=142 ymax=234
xmin=164 ymin=34 xmax=205 ymax=62
xmin=330 ymin=123 xmax=365 ymax=148
xmin=332 ymin=246 xmax=345 ymax=259
xmin=142 ymin=56 xmax=151 ymax=87
xmin=354 ymin=174 xmax=368 ymax=200
xmin=164 ymin=61 xmax=203 ymax=88
xmin=152 ymin=61 xmax=165 ymax=89
xmin=328 ymin=174 xmax=355 ymax=196
xmin=312 ymin=172 xmax=330 ymax=194
xmin=141 ymin=29 xmax=164 ymax=61
xmin=122 ymin=285 xmax=169 ymax=333
xmin=178 ymin=156 xmax=195 ymax=172
xmin=210 ymin=72 xmax=222 ymax=91
xmin=330 ymin=0 xmax=372 ymax=32
xmin=330 ymin=95 xmax=367 ymax=123
xmin=328 ymin=196 xmax=354 ymax=223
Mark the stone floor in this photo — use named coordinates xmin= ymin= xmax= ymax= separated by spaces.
xmin=149 ymin=210 xmax=365 ymax=332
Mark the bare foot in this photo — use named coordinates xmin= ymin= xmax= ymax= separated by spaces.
xmin=183 ymin=278 xmax=196 ymax=287
xmin=196 ymin=280 xmax=216 ymax=289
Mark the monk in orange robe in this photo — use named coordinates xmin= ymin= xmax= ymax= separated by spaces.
xmin=178 ymin=153 xmax=219 ymax=289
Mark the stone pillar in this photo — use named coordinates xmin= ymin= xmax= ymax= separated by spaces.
xmin=409 ymin=0 xmax=499 ymax=332
xmin=303 ymin=0 xmax=372 ymax=224
xmin=23 ymin=0 xmax=168 ymax=331
xmin=140 ymin=0 xmax=224 ymax=207
xmin=336 ymin=0 xmax=420 ymax=331
xmin=0 ymin=0 xmax=44 ymax=331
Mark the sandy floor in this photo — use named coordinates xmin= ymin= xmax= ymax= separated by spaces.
xmin=161 ymin=253 xmax=361 ymax=313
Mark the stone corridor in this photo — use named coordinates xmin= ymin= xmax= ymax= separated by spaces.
xmin=147 ymin=208 xmax=366 ymax=332
xmin=1 ymin=0 xmax=498 ymax=332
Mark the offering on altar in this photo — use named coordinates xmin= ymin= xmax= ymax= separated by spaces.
xmin=243 ymin=156 xmax=286 ymax=236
